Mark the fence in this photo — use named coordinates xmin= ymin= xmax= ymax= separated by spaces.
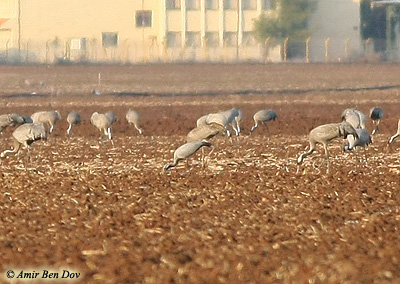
xmin=0 ymin=36 xmax=391 ymax=64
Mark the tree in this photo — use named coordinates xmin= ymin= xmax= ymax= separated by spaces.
xmin=253 ymin=0 xmax=317 ymax=60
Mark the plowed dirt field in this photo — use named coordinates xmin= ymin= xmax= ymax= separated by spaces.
xmin=0 ymin=64 xmax=400 ymax=283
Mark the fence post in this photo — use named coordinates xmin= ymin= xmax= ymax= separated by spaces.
xmin=283 ymin=37 xmax=289 ymax=62
xmin=25 ymin=40 xmax=30 ymax=62
xmin=180 ymin=39 xmax=188 ymax=62
xmin=162 ymin=36 xmax=168 ymax=62
xmin=305 ymin=37 xmax=311 ymax=63
xmin=324 ymin=37 xmax=331 ymax=62
xmin=65 ymin=42 xmax=70 ymax=61
xmin=223 ymin=39 xmax=229 ymax=63
xmin=125 ymin=44 xmax=130 ymax=63
xmin=365 ymin=37 xmax=372 ymax=55
xmin=5 ymin=40 xmax=10 ymax=62
xmin=242 ymin=38 xmax=250 ymax=60
xmin=203 ymin=37 xmax=209 ymax=62
xmin=149 ymin=36 xmax=156 ymax=62
xmin=45 ymin=40 xmax=51 ymax=64
xmin=264 ymin=37 xmax=270 ymax=63
xmin=344 ymin=38 xmax=350 ymax=61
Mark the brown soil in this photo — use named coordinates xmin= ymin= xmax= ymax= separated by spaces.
xmin=0 ymin=64 xmax=400 ymax=283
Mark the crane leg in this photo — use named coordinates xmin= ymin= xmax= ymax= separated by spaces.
xmin=323 ymin=143 xmax=331 ymax=174
xmin=66 ymin=124 xmax=72 ymax=136
xmin=372 ymin=120 xmax=378 ymax=135
xmin=207 ymin=146 xmax=214 ymax=166
xmin=135 ymin=124 xmax=143 ymax=135
xmin=201 ymin=147 xmax=205 ymax=168
xmin=389 ymin=133 xmax=400 ymax=144
xmin=263 ymin=122 xmax=269 ymax=136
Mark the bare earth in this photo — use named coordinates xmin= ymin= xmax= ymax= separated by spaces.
xmin=0 ymin=64 xmax=400 ymax=283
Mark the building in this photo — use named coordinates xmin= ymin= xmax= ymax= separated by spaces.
xmin=0 ymin=0 xmax=363 ymax=63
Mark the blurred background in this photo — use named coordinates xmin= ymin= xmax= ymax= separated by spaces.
xmin=0 ymin=0 xmax=398 ymax=64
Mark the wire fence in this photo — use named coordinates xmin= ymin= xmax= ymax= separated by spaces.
xmin=0 ymin=36 xmax=393 ymax=64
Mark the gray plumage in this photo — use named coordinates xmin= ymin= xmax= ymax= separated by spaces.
xmin=344 ymin=128 xmax=372 ymax=151
xmin=1 ymin=123 xmax=47 ymax=158
xmin=90 ymin=112 xmax=115 ymax=141
xmin=105 ymin=111 xmax=117 ymax=124
xmin=250 ymin=109 xmax=277 ymax=133
xmin=22 ymin=116 xmax=33 ymax=123
xmin=196 ymin=112 xmax=231 ymax=136
xmin=388 ymin=119 xmax=400 ymax=144
xmin=66 ymin=112 xmax=82 ymax=136
xmin=0 ymin=113 xmax=25 ymax=132
xmin=196 ymin=114 xmax=208 ymax=127
xmin=186 ymin=124 xmax=223 ymax=143
xmin=219 ymin=108 xmax=242 ymax=136
xmin=126 ymin=110 xmax=143 ymax=135
xmin=205 ymin=113 xmax=231 ymax=136
xmin=341 ymin=108 xmax=367 ymax=130
xmin=297 ymin=121 xmax=358 ymax=174
xmin=31 ymin=110 xmax=61 ymax=133
xmin=370 ymin=107 xmax=384 ymax=135
xmin=164 ymin=141 xmax=212 ymax=171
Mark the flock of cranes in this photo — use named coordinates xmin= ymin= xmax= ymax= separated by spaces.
xmin=166 ymin=106 xmax=396 ymax=173
xmin=0 ymin=105 xmax=399 ymax=174
xmin=0 ymin=109 xmax=142 ymax=159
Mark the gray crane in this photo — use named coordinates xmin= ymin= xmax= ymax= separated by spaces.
xmin=205 ymin=113 xmax=231 ymax=136
xmin=219 ymin=108 xmax=242 ymax=136
xmin=344 ymin=128 xmax=372 ymax=151
xmin=186 ymin=123 xmax=224 ymax=143
xmin=0 ymin=123 xmax=46 ymax=159
xmin=250 ymin=109 xmax=277 ymax=133
xmin=90 ymin=112 xmax=115 ymax=144
xmin=126 ymin=110 xmax=143 ymax=135
xmin=0 ymin=113 xmax=25 ymax=133
xmin=297 ymin=121 xmax=358 ymax=174
xmin=66 ymin=112 xmax=81 ymax=136
xmin=388 ymin=119 xmax=400 ymax=144
xmin=341 ymin=108 xmax=367 ymax=130
xmin=369 ymin=107 xmax=384 ymax=135
xmin=164 ymin=141 xmax=212 ymax=171
xmin=197 ymin=111 xmax=237 ymax=136
xmin=31 ymin=110 xmax=61 ymax=133
xmin=186 ymin=123 xmax=224 ymax=166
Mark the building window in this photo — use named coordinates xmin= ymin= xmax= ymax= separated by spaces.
xmin=262 ymin=0 xmax=277 ymax=10
xmin=224 ymin=0 xmax=237 ymax=10
xmin=205 ymin=32 xmax=219 ymax=47
xmin=205 ymin=0 xmax=219 ymax=9
xmin=70 ymin=38 xmax=87 ymax=50
xmin=242 ymin=0 xmax=257 ymax=10
xmin=242 ymin=32 xmax=256 ymax=45
xmin=224 ymin=32 xmax=237 ymax=47
xmin=186 ymin=32 xmax=201 ymax=47
xmin=102 ymin=32 xmax=118 ymax=48
xmin=167 ymin=32 xmax=182 ymax=48
xmin=136 ymin=11 xmax=152 ymax=27
xmin=186 ymin=0 xmax=200 ymax=10
xmin=167 ymin=0 xmax=181 ymax=9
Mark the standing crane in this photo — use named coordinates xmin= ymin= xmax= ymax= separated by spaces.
xmin=0 ymin=123 xmax=47 ymax=160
